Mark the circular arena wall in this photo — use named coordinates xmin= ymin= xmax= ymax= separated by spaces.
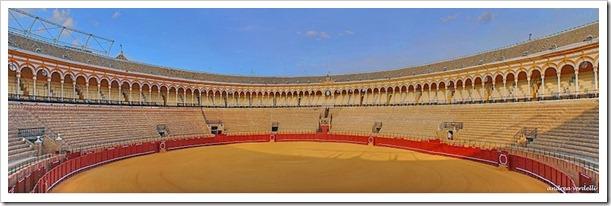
xmin=51 ymin=142 xmax=551 ymax=193
xmin=16 ymin=134 xmax=587 ymax=193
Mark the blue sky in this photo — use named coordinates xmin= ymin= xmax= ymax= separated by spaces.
xmin=10 ymin=8 xmax=598 ymax=77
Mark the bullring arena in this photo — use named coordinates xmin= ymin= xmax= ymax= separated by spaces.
xmin=7 ymin=9 xmax=599 ymax=194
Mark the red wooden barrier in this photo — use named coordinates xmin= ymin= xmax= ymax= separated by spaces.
xmin=10 ymin=134 xmax=590 ymax=193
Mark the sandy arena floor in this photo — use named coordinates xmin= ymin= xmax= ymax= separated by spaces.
xmin=51 ymin=142 xmax=552 ymax=193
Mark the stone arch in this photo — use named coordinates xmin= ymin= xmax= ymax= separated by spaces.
xmin=530 ymin=69 xmax=542 ymax=99
xmin=493 ymin=74 xmax=504 ymax=100
xmin=87 ymin=76 xmax=100 ymax=100
xmin=18 ymin=65 xmax=35 ymax=96
xmin=33 ymin=68 xmax=50 ymax=97
xmin=515 ymin=70 xmax=529 ymax=98
xmin=577 ymin=60 xmax=595 ymax=94
xmin=74 ymin=75 xmax=87 ymax=100
xmin=559 ymin=64 xmax=576 ymax=95
xmin=19 ymin=63 xmax=36 ymax=75
xmin=48 ymin=71 xmax=63 ymax=98
xmin=542 ymin=67 xmax=558 ymax=96
xmin=120 ymin=81 xmax=131 ymax=102
xmin=132 ymin=82 xmax=143 ymax=102
xmin=99 ymin=78 xmax=111 ymax=100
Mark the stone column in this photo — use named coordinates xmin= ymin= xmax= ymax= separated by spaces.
xmin=526 ymin=76 xmax=531 ymax=99
xmin=129 ymin=86 xmax=133 ymax=102
xmin=594 ymin=67 xmax=598 ymax=92
xmin=16 ymin=73 xmax=21 ymax=95
xmin=32 ymin=76 xmax=37 ymax=97
xmin=540 ymin=76 xmax=545 ymax=98
xmin=85 ymin=83 xmax=89 ymax=99
xmin=491 ymin=82 xmax=495 ymax=101
xmin=481 ymin=81 xmax=485 ymax=101
xmin=72 ymin=82 xmax=76 ymax=99
xmin=513 ymin=78 xmax=518 ymax=100
xmin=461 ymin=84 xmax=466 ymax=102
xmin=556 ymin=73 xmax=561 ymax=97
xmin=47 ymin=77 xmax=52 ymax=97
xmin=502 ymin=79 xmax=507 ymax=100
xmin=60 ymin=79 xmax=65 ymax=99
xmin=574 ymin=71 xmax=579 ymax=96
xmin=472 ymin=83 xmax=476 ymax=101
xmin=157 ymin=90 xmax=161 ymax=104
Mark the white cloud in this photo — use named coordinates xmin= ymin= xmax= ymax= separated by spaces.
xmin=51 ymin=9 xmax=74 ymax=28
xmin=441 ymin=14 xmax=458 ymax=23
xmin=300 ymin=30 xmax=331 ymax=40
xmin=50 ymin=9 xmax=75 ymax=39
xmin=112 ymin=11 xmax=121 ymax=19
xmin=477 ymin=11 xmax=494 ymax=24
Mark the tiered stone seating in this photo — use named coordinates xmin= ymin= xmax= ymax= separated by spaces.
xmin=204 ymin=108 xmax=322 ymax=134
xmin=528 ymin=104 xmax=598 ymax=163
xmin=8 ymin=105 xmax=42 ymax=166
xmin=271 ymin=108 xmax=322 ymax=132
xmin=331 ymin=99 xmax=598 ymax=163
xmin=8 ymin=98 xmax=598 ymax=167
xmin=9 ymin=102 xmax=210 ymax=149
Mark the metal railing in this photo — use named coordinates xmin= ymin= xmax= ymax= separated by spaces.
xmin=9 ymin=153 xmax=64 ymax=176
xmin=9 ymin=91 xmax=599 ymax=109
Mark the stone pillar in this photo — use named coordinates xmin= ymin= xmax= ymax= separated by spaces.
xmin=32 ymin=76 xmax=37 ymax=97
xmin=108 ymin=86 xmax=112 ymax=101
xmin=445 ymin=85 xmax=450 ymax=103
xmin=47 ymin=78 xmax=52 ymax=97
xmin=502 ymin=77 xmax=509 ymax=100
xmin=428 ymin=87 xmax=432 ymax=104
xmin=60 ymin=80 xmax=64 ymax=99
xmin=556 ymin=73 xmax=561 ymax=97
xmin=85 ymin=83 xmax=89 ymax=99
xmin=574 ymin=71 xmax=579 ymax=96
xmin=526 ymin=76 xmax=531 ymax=99
xmin=469 ymin=82 xmax=477 ymax=101
xmin=461 ymin=84 xmax=466 ymax=102
xmin=16 ymin=73 xmax=21 ymax=95
xmin=491 ymin=82 xmax=495 ymax=101
xmin=513 ymin=78 xmax=518 ymax=100
xmin=157 ymin=90 xmax=161 ymax=105
xmin=72 ymin=82 xmax=76 ymax=99
xmin=129 ymin=86 xmax=133 ymax=102
xmin=540 ymin=76 xmax=545 ymax=98
xmin=594 ymin=67 xmax=598 ymax=92
xmin=481 ymin=81 xmax=485 ymax=101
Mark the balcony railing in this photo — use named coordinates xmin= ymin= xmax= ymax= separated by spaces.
xmin=8 ymin=91 xmax=598 ymax=108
